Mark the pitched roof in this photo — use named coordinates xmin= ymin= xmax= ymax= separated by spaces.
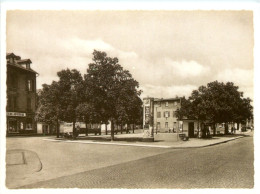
xmin=6 ymin=53 xmax=21 ymax=60
xmin=17 ymin=59 xmax=32 ymax=64
xmin=6 ymin=53 xmax=38 ymax=74
xmin=8 ymin=63 xmax=38 ymax=75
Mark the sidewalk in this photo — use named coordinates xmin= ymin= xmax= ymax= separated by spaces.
xmin=43 ymin=131 xmax=252 ymax=149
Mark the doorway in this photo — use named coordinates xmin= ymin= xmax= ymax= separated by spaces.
xmin=8 ymin=119 xmax=18 ymax=133
xmin=188 ymin=122 xmax=195 ymax=138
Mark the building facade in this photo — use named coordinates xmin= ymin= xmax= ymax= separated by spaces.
xmin=6 ymin=53 xmax=38 ymax=135
xmin=143 ymin=97 xmax=182 ymax=133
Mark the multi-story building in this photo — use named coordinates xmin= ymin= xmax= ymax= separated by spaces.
xmin=143 ymin=97 xmax=182 ymax=133
xmin=6 ymin=53 xmax=38 ymax=135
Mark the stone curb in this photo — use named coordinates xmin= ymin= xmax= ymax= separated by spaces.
xmin=170 ymin=136 xmax=244 ymax=149
xmin=43 ymin=135 xmax=245 ymax=149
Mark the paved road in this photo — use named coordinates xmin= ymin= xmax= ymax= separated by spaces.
xmin=18 ymin=136 xmax=253 ymax=189
xmin=6 ymin=136 xmax=171 ymax=188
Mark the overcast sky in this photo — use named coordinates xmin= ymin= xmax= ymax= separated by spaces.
xmin=6 ymin=10 xmax=254 ymax=99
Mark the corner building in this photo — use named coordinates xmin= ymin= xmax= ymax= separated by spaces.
xmin=6 ymin=53 xmax=38 ymax=135
xmin=143 ymin=97 xmax=182 ymax=133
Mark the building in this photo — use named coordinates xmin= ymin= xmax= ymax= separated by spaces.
xmin=6 ymin=53 xmax=38 ymax=135
xmin=143 ymin=97 xmax=182 ymax=133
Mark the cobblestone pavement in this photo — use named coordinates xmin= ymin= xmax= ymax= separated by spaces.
xmin=21 ymin=136 xmax=254 ymax=189
xmin=6 ymin=136 xmax=171 ymax=189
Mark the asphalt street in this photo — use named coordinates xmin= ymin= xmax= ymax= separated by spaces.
xmin=13 ymin=135 xmax=254 ymax=189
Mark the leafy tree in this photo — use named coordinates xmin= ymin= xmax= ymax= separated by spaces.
xmin=36 ymin=82 xmax=63 ymax=137
xmin=36 ymin=69 xmax=84 ymax=138
xmin=84 ymin=50 xmax=142 ymax=140
xmin=76 ymin=102 xmax=101 ymax=135
xmin=56 ymin=69 xmax=84 ymax=137
xmin=176 ymin=81 xmax=253 ymax=137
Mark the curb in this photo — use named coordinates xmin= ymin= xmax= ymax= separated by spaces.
xmin=171 ymin=136 xmax=244 ymax=149
xmin=43 ymin=139 xmax=172 ymax=148
xmin=43 ymin=135 xmax=245 ymax=149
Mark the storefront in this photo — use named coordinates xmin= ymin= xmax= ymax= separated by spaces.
xmin=7 ymin=112 xmax=35 ymax=134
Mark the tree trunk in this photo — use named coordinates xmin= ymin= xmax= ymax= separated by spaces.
xmin=133 ymin=124 xmax=135 ymax=133
xmin=56 ymin=118 xmax=60 ymax=138
xmin=85 ymin=121 xmax=88 ymax=136
xmin=120 ymin=124 xmax=123 ymax=134
xmin=213 ymin=123 xmax=216 ymax=136
xmin=201 ymin=122 xmax=206 ymax=138
xmin=105 ymin=124 xmax=108 ymax=135
xmin=73 ymin=121 xmax=76 ymax=139
xmin=224 ymin=123 xmax=229 ymax=135
xmin=237 ymin=122 xmax=240 ymax=131
xmin=111 ymin=120 xmax=115 ymax=141
xmin=197 ymin=121 xmax=200 ymax=138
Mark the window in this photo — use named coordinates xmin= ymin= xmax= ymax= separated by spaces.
xmin=27 ymin=80 xmax=32 ymax=91
xmin=27 ymin=79 xmax=34 ymax=92
xmin=26 ymin=63 xmax=30 ymax=69
xmin=164 ymin=111 xmax=170 ymax=118
xmin=165 ymin=101 xmax=168 ymax=107
xmin=27 ymin=98 xmax=31 ymax=111
xmin=20 ymin=122 xmax=24 ymax=130
xmin=157 ymin=112 xmax=161 ymax=118
xmin=165 ymin=122 xmax=168 ymax=128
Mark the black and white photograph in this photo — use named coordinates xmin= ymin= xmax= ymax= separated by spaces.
xmin=0 ymin=0 xmax=259 ymax=192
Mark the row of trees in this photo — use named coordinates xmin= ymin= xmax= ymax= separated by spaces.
xmin=176 ymin=81 xmax=253 ymax=137
xmin=36 ymin=50 xmax=143 ymax=140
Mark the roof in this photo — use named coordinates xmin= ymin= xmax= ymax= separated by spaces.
xmin=6 ymin=53 xmax=21 ymax=60
xmin=6 ymin=53 xmax=38 ymax=75
xmin=8 ymin=63 xmax=38 ymax=75
xmin=154 ymin=97 xmax=182 ymax=102
xmin=17 ymin=59 xmax=32 ymax=64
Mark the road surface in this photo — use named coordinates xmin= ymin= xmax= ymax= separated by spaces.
xmin=6 ymin=135 xmax=254 ymax=189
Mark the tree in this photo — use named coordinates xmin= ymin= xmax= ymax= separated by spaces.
xmin=36 ymin=69 xmax=84 ymax=138
xmin=176 ymin=81 xmax=253 ymax=137
xmin=36 ymin=82 xmax=63 ymax=137
xmin=56 ymin=69 xmax=84 ymax=137
xmin=76 ymin=102 xmax=101 ymax=136
xmin=84 ymin=50 xmax=142 ymax=140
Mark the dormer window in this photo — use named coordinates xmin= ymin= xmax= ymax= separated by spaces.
xmin=9 ymin=57 xmax=14 ymax=64
xmin=26 ymin=63 xmax=30 ymax=69
xmin=16 ymin=59 xmax=32 ymax=69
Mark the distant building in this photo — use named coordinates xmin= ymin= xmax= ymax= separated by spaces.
xmin=143 ymin=97 xmax=182 ymax=133
xmin=6 ymin=53 xmax=38 ymax=135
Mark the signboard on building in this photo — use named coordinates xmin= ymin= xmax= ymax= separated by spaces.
xmin=7 ymin=112 xmax=26 ymax=117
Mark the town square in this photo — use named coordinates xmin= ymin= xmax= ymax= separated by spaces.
xmin=1 ymin=2 xmax=257 ymax=191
